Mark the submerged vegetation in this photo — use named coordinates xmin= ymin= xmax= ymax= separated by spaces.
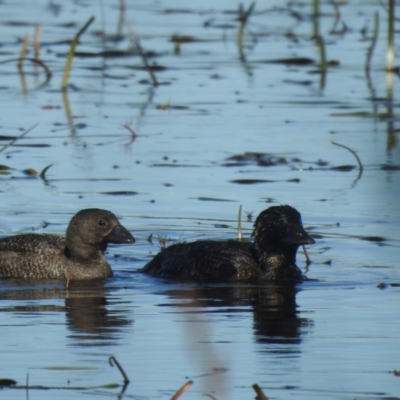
xmin=0 ymin=0 xmax=396 ymax=152
xmin=0 ymin=355 xmax=271 ymax=400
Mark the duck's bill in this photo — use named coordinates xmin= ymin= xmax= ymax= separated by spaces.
xmin=106 ymin=225 xmax=135 ymax=244
xmin=283 ymin=224 xmax=315 ymax=245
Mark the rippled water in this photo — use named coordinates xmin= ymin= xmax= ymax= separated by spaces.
xmin=1 ymin=1 xmax=399 ymax=399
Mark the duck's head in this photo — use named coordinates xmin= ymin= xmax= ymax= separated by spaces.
xmin=252 ymin=205 xmax=314 ymax=253
xmin=66 ymin=208 xmax=135 ymax=259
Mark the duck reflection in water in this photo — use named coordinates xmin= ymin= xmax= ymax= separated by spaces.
xmin=0 ymin=280 xmax=133 ymax=346
xmin=161 ymin=284 xmax=309 ymax=344
xmin=65 ymin=280 xmax=133 ymax=345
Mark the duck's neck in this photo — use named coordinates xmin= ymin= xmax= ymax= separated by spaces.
xmin=256 ymin=243 xmax=303 ymax=283
xmin=65 ymin=237 xmax=106 ymax=261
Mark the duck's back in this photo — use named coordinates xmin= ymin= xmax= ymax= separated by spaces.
xmin=0 ymin=234 xmax=66 ymax=279
xmin=142 ymin=240 xmax=261 ymax=282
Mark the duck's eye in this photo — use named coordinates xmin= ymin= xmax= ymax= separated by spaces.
xmin=98 ymin=220 xmax=107 ymax=227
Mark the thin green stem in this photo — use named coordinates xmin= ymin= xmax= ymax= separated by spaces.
xmin=387 ymin=0 xmax=394 ymax=71
xmin=237 ymin=204 xmax=242 ymax=240
xmin=61 ymin=16 xmax=95 ymax=91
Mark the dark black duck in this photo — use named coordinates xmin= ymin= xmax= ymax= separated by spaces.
xmin=0 ymin=208 xmax=135 ymax=281
xmin=141 ymin=205 xmax=314 ymax=284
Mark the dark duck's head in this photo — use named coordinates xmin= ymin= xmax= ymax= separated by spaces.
xmin=252 ymin=205 xmax=315 ymax=280
xmin=65 ymin=208 xmax=135 ymax=260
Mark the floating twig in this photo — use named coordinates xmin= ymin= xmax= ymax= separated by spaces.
xmin=331 ymin=141 xmax=363 ymax=184
xmin=0 ymin=57 xmax=52 ymax=87
xmin=13 ymin=383 xmax=120 ymax=390
xmin=109 ymin=356 xmax=130 ymax=384
xmin=122 ymin=124 xmax=138 ymax=147
xmin=61 ymin=16 xmax=95 ymax=91
xmin=2 ymin=374 xmax=121 ymax=391
xmin=252 ymin=383 xmax=268 ymax=400
xmin=331 ymin=141 xmax=363 ymax=173
xmin=170 ymin=380 xmax=193 ymax=400
xmin=0 ymin=123 xmax=39 ymax=154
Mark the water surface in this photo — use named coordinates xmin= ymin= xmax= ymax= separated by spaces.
xmin=0 ymin=1 xmax=399 ymax=399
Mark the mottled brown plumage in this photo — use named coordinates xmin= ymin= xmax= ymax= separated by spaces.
xmin=0 ymin=209 xmax=135 ymax=281
xmin=141 ymin=205 xmax=314 ymax=284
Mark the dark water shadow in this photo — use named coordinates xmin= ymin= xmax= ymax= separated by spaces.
xmin=0 ymin=279 xmax=133 ymax=346
xmin=157 ymin=284 xmax=311 ymax=346
xmin=65 ymin=280 xmax=133 ymax=346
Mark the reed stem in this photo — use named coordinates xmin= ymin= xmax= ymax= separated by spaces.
xmin=61 ymin=16 xmax=95 ymax=91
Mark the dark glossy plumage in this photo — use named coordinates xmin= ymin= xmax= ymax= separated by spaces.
xmin=0 ymin=208 xmax=135 ymax=280
xmin=141 ymin=205 xmax=314 ymax=284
